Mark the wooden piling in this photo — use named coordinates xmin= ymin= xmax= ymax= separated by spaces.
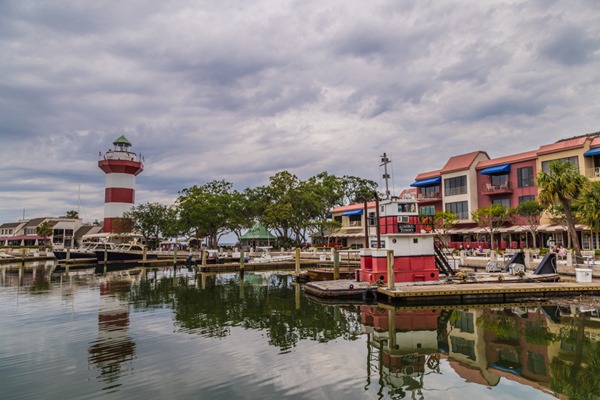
xmin=387 ymin=250 xmax=395 ymax=289
xmin=239 ymin=249 xmax=244 ymax=270
xmin=295 ymin=248 xmax=301 ymax=274
xmin=333 ymin=250 xmax=340 ymax=280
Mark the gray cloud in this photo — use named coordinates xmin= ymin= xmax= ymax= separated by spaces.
xmin=1 ymin=0 xmax=600 ymax=224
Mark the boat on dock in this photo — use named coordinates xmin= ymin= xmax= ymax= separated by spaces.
xmin=53 ymin=241 xmax=114 ymax=262
xmin=94 ymin=243 xmax=158 ymax=263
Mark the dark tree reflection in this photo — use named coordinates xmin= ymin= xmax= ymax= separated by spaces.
xmin=129 ymin=272 xmax=363 ymax=350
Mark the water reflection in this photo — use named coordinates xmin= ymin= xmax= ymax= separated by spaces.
xmin=357 ymin=302 xmax=600 ymax=399
xmin=2 ymin=265 xmax=600 ymax=399
xmin=129 ymin=269 xmax=364 ymax=349
xmin=88 ymin=279 xmax=136 ymax=392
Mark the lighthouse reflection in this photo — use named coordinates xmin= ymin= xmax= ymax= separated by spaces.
xmin=88 ymin=278 xmax=136 ymax=390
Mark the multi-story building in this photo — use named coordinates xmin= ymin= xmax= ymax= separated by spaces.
xmin=411 ymin=132 xmax=600 ymax=250
xmin=0 ymin=217 xmax=99 ymax=248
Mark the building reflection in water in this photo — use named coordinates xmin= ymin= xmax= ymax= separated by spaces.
xmin=359 ymin=302 xmax=600 ymax=398
xmin=88 ymin=278 xmax=136 ymax=391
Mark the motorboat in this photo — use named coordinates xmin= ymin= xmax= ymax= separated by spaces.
xmin=95 ymin=243 xmax=158 ymax=263
xmin=53 ymin=242 xmax=115 ymax=262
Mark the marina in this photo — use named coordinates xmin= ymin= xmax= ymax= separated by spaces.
xmin=2 ymin=263 xmax=600 ymax=400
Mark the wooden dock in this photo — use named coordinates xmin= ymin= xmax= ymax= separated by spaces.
xmin=304 ymin=277 xmax=600 ymax=305
xmin=379 ymin=281 xmax=600 ymax=304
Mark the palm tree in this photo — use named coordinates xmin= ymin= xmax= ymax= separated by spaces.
xmin=537 ymin=160 xmax=589 ymax=258
xmin=575 ymin=181 xmax=600 ymax=231
xmin=36 ymin=221 xmax=53 ymax=248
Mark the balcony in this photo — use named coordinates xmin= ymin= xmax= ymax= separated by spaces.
xmin=586 ymin=167 xmax=600 ymax=178
xmin=417 ymin=192 xmax=442 ymax=203
xmin=482 ymin=182 xmax=513 ymax=195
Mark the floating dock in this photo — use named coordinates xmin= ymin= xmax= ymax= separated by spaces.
xmin=304 ymin=276 xmax=600 ymax=305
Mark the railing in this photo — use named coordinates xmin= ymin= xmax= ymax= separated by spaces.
xmin=482 ymin=182 xmax=512 ymax=192
xmin=445 ymin=186 xmax=467 ymax=196
xmin=586 ymin=167 xmax=600 ymax=178
xmin=417 ymin=192 xmax=441 ymax=200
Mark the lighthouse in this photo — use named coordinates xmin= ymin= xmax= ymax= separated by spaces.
xmin=98 ymin=135 xmax=143 ymax=233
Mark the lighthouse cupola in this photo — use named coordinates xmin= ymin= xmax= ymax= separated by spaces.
xmin=113 ymin=135 xmax=132 ymax=153
xmin=98 ymin=135 xmax=144 ymax=233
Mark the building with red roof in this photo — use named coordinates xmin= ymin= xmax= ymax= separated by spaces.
xmin=411 ymin=130 xmax=600 ymax=250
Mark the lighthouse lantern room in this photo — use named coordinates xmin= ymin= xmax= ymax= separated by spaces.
xmin=98 ymin=135 xmax=143 ymax=233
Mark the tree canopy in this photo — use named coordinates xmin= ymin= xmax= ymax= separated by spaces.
xmin=537 ymin=160 xmax=589 ymax=257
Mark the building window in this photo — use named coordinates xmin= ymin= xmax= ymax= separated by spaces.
xmin=420 ymin=185 xmax=440 ymax=198
xmin=420 ymin=206 xmax=435 ymax=216
xmin=491 ymin=174 xmax=509 ymax=187
xmin=452 ymin=311 xmax=474 ymax=333
xmin=517 ymin=166 xmax=534 ymax=188
xmin=446 ymin=201 xmax=469 ymax=220
xmin=348 ymin=214 xmax=361 ymax=227
xmin=450 ymin=336 xmax=476 ymax=361
xmin=367 ymin=212 xmax=376 ymax=226
xmin=541 ymin=156 xmax=579 ymax=172
xmin=334 ymin=216 xmax=342 ymax=224
xmin=492 ymin=198 xmax=511 ymax=208
xmin=444 ymin=176 xmax=467 ymax=196
xmin=518 ymin=195 xmax=535 ymax=204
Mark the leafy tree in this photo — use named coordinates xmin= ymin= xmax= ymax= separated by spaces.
xmin=111 ymin=217 xmax=134 ymax=236
xmin=304 ymin=172 xmax=346 ymax=242
xmin=36 ymin=221 xmax=53 ymax=248
xmin=514 ymin=200 xmax=544 ymax=248
xmin=123 ymin=202 xmax=171 ymax=249
xmin=432 ymin=210 xmax=457 ymax=245
xmin=227 ymin=190 xmax=257 ymax=241
xmin=575 ymin=181 xmax=600 ymax=232
xmin=537 ymin=160 xmax=589 ymax=257
xmin=471 ymin=204 xmax=512 ymax=250
xmin=65 ymin=210 xmax=79 ymax=219
xmin=262 ymin=171 xmax=299 ymax=242
xmin=177 ymin=180 xmax=233 ymax=248
xmin=546 ymin=204 xmax=573 ymax=248
xmin=340 ymin=175 xmax=378 ymax=204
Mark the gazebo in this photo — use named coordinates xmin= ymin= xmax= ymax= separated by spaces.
xmin=239 ymin=222 xmax=276 ymax=249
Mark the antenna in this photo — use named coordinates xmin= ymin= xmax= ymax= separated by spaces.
xmin=380 ymin=153 xmax=391 ymax=199
xmin=78 ymin=184 xmax=81 ymax=216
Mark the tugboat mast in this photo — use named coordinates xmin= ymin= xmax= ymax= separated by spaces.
xmin=380 ymin=153 xmax=391 ymax=199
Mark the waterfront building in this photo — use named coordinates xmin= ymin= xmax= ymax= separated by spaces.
xmin=312 ymin=201 xmax=377 ymax=249
xmin=239 ymin=222 xmax=277 ymax=249
xmin=0 ymin=217 xmax=89 ymax=247
xmin=411 ymin=131 xmax=600 ymax=250
xmin=98 ymin=135 xmax=144 ymax=233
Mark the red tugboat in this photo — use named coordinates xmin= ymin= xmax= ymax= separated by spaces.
xmin=357 ymin=195 xmax=445 ymax=284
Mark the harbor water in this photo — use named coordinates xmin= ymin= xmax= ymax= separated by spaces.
xmin=1 ymin=262 xmax=599 ymax=399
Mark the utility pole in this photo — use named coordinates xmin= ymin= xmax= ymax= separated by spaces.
xmin=380 ymin=153 xmax=391 ymax=199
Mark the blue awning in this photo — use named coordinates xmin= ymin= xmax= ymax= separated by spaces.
xmin=480 ymin=164 xmax=511 ymax=175
xmin=584 ymin=148 xmax=600 ymax=157
xmin=410 ymin=177 xmax=441 ymax=187
xmin=341 ymin=209 xmax=363 ymax=216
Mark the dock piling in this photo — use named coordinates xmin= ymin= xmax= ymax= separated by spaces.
xmin=333 ymin=250 xmax=340 ymax=280
xmin=387 ymin=250 xmax=395 ymax=289
xmin=295 ymin=248 xmax=301 ymax=274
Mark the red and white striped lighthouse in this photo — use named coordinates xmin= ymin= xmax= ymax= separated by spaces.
xmin=98 ymin=135 xmax=143 ymax=233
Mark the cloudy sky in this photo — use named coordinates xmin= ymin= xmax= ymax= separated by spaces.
xmin=1 ymin=0 xmax=600 ymax=224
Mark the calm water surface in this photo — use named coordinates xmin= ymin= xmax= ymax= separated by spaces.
xmin=1 ymin=262 xmax=599 ymax=399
